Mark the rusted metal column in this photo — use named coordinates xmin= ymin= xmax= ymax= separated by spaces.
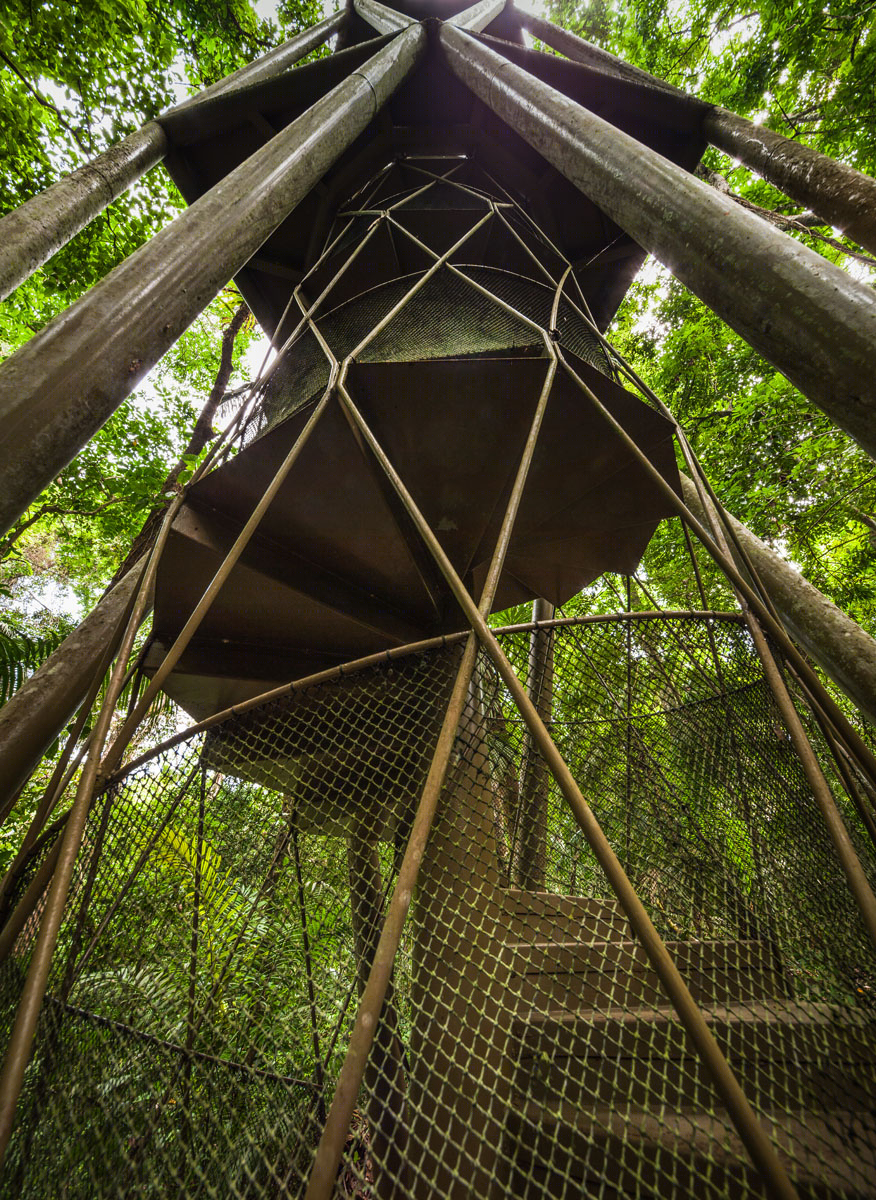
xmin=0 ymin=25 xmax=425 ymax=540
xmin=441 ymin=25 xmax=876 ymax=461
xmin=518 ymin=10 xmax=876 ymax=256
xmin=0 ymin=10 xmax=347 ymax=302
xmin=0 ymin=559 xmax=147 ymax=821
xmin=681 ymin=474 xmax=876 ymax=726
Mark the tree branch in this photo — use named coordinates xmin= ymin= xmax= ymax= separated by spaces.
xmin=169 ymin=299 xmax=250 ymax=473
xmin=108 ymin=300 xmax=251 ymax=587
xmin=696 ymin=166 xmax=876 ymax=267
xmin=0 ymin=499 xmax=122 ymax=559
xmin=0 ymin=47 xmax=93 ymax=157
xmin=848 ymin=505 xmax=876 ymax=537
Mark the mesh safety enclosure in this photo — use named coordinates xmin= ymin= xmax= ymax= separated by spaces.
xmin=3 ymin=615 xmax=875 ymax=1198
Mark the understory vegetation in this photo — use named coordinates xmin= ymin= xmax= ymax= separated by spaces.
xmin=1 ymin=3 xmax=875 ymax=1191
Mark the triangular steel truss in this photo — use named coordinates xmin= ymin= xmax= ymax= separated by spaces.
xmin=1 ymin=4 xmax=876 ymax=1199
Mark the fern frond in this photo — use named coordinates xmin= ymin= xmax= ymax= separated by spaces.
xmin=0 ymin=624 xmax=69 ymax=706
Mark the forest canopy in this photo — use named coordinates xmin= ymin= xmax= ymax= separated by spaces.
xmin=1 ymin=0 xmax=874 ymax=686
xmin=1 ymin=8 xmax=875 ymax=1192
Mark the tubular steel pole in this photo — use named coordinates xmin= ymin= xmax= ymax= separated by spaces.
xmin=0 ymin=10 xmax=347 ymax=302
xmin=167 ymin=8 xmax=347 ymax=114
xmin=449 ymin=0 xmax=506 ymax=31
xmin=703 ymin=110 xmax=876 ymax=257
xmin=0 ymin=24 xmax=426 ymax=540
xmin=353 ymin=0 xmax=416 ymax=34
xmin=440 ymin=24 xmax=876 ymax=462
xmin=517 ymin=9 xmax=876 ymax=256
xmin=305 ymin=353 xmax=559 ymax=1200
xmin=0 ymin=125 xmax=167 ymax=303
xmin=328 ymin=390 xmax=800 ymax=1200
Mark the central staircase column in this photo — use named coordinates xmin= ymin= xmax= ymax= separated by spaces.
xmin=348 ymin=831 xmax=408 ymax=1198
xmin=407 ymin=691 xmax=515 ymax=1199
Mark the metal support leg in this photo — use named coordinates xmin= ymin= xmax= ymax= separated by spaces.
xmin=440 ymin=23 xmax=876 ymax=461
xmin=0 ymin=8 xmax=348 ymax=302
xmin=0 ymin=24 xmax=425 ymax=538
xmin=518 ymin=8 xmax=876 ymax=256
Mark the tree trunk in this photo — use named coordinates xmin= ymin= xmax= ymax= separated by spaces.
xmin=513 ymin=598 xmax=554 ymax=888
xmin=680 ymin=473 xmax=876 ymax=725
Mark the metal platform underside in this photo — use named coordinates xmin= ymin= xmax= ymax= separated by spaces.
xmin=158 ymin=24 xmax=708 ymax=337
xmin=147 ymin=17 xmax=703 ymax=719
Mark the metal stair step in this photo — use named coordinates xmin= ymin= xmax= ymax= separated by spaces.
xmin=505 ymin=1102 xmax=876 ymax=1200
xmin=499 ymin=889 xmax=629 ymax=944
xmin=503 ymin=938 xmax=792 ymax=1009
xmin=513 ymin=1001 xmax=876 ymax=1061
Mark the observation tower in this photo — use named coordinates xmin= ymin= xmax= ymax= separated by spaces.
xmin=1 ymin=3 xmax=876 ymax=1198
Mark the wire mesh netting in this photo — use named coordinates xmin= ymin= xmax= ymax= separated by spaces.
xmin=238 ymin=160 xmax=613 ymax=448
xmin=3 ymin=615 xmax=875 ymax=1198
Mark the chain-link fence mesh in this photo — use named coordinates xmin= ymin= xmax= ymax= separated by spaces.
xmin=3 ymin=142 xmax=875 ymax=1200
xmin=3 ymin=615 xmax=875 ymax=1198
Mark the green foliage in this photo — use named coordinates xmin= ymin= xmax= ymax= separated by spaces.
xmin=0 ymin=0 xmax=325 ymax=692
xmin=546 ymin=0 xmax=876 ymax=632
xmin=0 ymin=617 xmax=71 ymax=705
xmin=155 ymin=822 xmax=270 ymax=996
xmin=0 ymin=0 xmax=323 ymax=338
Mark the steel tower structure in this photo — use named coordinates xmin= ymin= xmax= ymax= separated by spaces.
xmin=1 ymin=3 xmax=876 ymax=1198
